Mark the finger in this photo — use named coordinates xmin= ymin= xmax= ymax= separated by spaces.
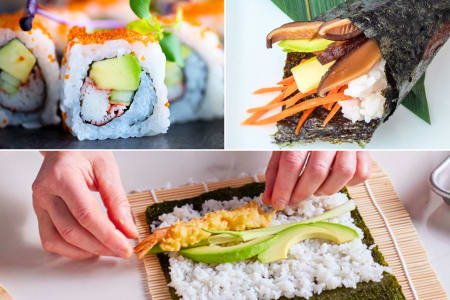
xmin=92 ymin=154 xmax=138 ymax=239
xmin=272 ymin=151 xmax=309 ymax=210
xmin=35 ymin=207 xmax=95 ymax=260
xmin=58 ymin=173 xmax=133 ymax=259
xmin=316 ymin=151 xmax=357 ymax=195
xmin=45 ymin=196 xmax=116 ymax=257
xmin=348 ymin=151 xmax=372 ymax=186
xmin=290 ymin=151 xmax=336 ymax=207
xmin=263 ymin=152 xmax=281 ymax=206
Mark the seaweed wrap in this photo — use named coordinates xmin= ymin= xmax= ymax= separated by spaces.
xmin=0 ymin=13 xmax=60 ymax=128
xmin=163 ymin=18 xmax=224 ymax=123
xmin=247 ymin=0 xmax=450 ymax=146
xmin=60 ymin=27 xmax=169 ymax=140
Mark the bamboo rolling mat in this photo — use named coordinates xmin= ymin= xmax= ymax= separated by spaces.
xmin=128 ymin=162 xmax=447 ymax=300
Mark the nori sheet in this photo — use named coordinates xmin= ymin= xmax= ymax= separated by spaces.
xmin=275 ymin=0 xmax=450 ymax=146
xmin=145 ymin=183 xmax=406 ymax=300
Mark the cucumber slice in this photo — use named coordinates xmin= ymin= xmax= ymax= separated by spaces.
xmin=165 ymin=62 xmax=184 ymax=87
xmin=1 ymin=71 xmax=20 ymax=87
xmin=110 ymin=90 xmax=133 ymax=106
xmin=0 ymin=72 xmax=19 ymax=95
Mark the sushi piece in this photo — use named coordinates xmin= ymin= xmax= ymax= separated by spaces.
xmin=162 ymin=18 xmax=224 ymax=123
xmin=139 ymin=183 xmax=405 ymax=300
xmin=245 ymin=0 xmax=450 ymax=146
xmin=65 ymin=0 xmax=135 ymax=23
xmin=0 ymin=13 xmax=60 ymax=128
xmin=60 ymin=27 xmax=169 ymax=140
xmin=176 ymin=0 xmax=224 ymax=40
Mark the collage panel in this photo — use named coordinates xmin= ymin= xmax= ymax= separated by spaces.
xmin=226 ymin=0 xmax=450 ymax=150
xmin=0 ymin=151 xmax=449 ymax=300
xmin=0 ymin=0 xmax=224 ymax=149
xmin=0 ymin=0 xmax=450 ymax=300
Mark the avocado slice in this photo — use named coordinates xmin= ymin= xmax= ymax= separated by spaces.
xmin=89 ymin=54 xmax=141 ymax=91
xmin=207 ymin=200 xmax=356 ymax=242
xmin=0 ymin=39 xmax=36 ymax=84
xmin=279 ymin=39 xmax=334 ymax=53
xmin=110 ymin=90 xmax=134 ymax=106
xmin=257 ymin=221 xmax=358 ymax=263
xmin=0 ymin=71 xmax=20 ymax=95
xmin=291 ymin=57 xmax=334 ymax=94
xmin=180 ymin=235 xmax=276 ymax=264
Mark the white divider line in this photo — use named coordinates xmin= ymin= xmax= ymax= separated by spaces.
xmin=364 ymin=181 xmax=419 ymax=300
xmin=253 ymin=174 xmax=260 ymax=183
xmin=202 ymin=182 xmax=209 ymax=192
xmin=151 ymin=189 xmax=159 ymax=203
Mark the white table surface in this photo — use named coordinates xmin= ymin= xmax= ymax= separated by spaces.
xmin=0 ymin=151 xmax=449 ymax=299
xmin=225 ymin=0 xmax=450 ymax=150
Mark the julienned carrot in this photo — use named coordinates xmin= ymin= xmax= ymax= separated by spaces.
xmin=251 ymin=94 xmax=353 ymax=125
xmin=295 ymin=107 xmax=315 ymax=135
xmin=322 ymin=87 xmax=341 ymax=110
xmin=242 ymin=93 xmax=284 ymax=125
xmin=323 ymin=102 xmax=341 ymax=127
xmin=283 ymin=81 xmax=299 ymax=99
xmin=246 ymin=89 xmax=317 ymax=113
xmin=253 ymin=86 xmax=286 ymax=94
xmin=277 ymin=76 xmax=294 ymax=86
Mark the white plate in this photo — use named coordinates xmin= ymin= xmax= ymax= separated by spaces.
xmin=225 ymin=0 xmax=450 ymax=150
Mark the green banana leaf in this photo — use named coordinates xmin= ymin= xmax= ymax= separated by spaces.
xmin=271 ymin=0 xmax=431 ymax=124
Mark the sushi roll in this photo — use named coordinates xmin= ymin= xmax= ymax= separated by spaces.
xmin=60 ymin=27 xmax=169 ymax=140
xmin=0 ymin=13 xmax=60 ymax=128
xmin=163 ymin=18 xmax=224 ymax=123
xmin=246 ymin=0 xmax=450 ymax=146
xmin=65 ymin=0 xmax=135 ymax=23
xmin=175 ymin=0 xmax=224 ymax=40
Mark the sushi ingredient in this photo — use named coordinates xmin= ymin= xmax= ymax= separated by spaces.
xmin=109 ymin=90 xmax=134 ymax=106
xmin=180 ymin=236 xmax=276 ymax=264
xmin=134 ymin=202 xmax=274 ymax=258
xmin=257 ymin=222 xmax=358 ymax=263
xmin=317 ymin=34 xmax=368 ymax=65
xmin=0 ymin=39 xmax=36 ymax=83
xmin=323 ymin=102 xmax=341 ymax=127
xmin=295 ymin=107 xmax=315 ymax=134
xmin=165 ymin=62 xmax=184 ymax=87
xmin=318 ymin=39 xmax=381 ymax=97
xmin=207 ymin=200 xmax=355 ymax=242
xmin=291 ymin=57 xmax=334 ymax=93
xmin=0 ymin=72 xmax=20 ymax=95
xmin=266 ymin=21 xmax=324 ymax=48
xmin=89 ymin=54 xmax=141 ymax=91
xmin=318 ymin=18 xmax=362 ymax=41
xmin=278 ymin=38 xmax=334 ymax=53
xmin=340 ymin=60 xmax=387 ymax=123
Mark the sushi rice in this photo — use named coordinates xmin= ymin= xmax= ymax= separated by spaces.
xmin=60 ymin=27 xmax=169 ymax=140
xmin=168 ymin=20 xmax=224 ymax=123
xmin=0 ymin=13 xmax=60 ymax=128
xmin=152 ymin=193 xmax=391 ymax=300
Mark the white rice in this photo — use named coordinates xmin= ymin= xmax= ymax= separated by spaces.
xmin=155 ymin=194 xmax=390 ymax=300
xmin=169 ymin=21 xmax=224 ymax=123
xmin=60 ymin=37 xmax=170 ymax=141
xmin=0 ymin=25 xmax=60 ymax=128
xmin=340 ymin=59 xmax=388 ymax=123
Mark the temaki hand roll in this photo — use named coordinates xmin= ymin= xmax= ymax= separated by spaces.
xmin=60 ymin=27 xmax=169 ymax=140
xmin=247 ymin=0 xmax=450 ymax=146
xmin=162 ymin=17 xmax=224 ymax=123
xmin=0 ymin=13 xmax=60 ymax=128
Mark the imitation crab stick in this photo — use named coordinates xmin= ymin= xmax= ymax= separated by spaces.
xmin=250 ymin=93 xmax=353 ymax=125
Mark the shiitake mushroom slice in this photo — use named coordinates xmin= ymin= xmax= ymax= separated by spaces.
xmin=317 ymin=39 xmax=382 ymax=97
xmin=318 ymin=19 xmax=362 ymax=41
xmin=317 ymin=34 xmax=368 ymax=65
xmin=266 ymin=21 xmax=323 ymax=48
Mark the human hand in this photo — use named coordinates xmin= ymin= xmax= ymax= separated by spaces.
xmin=32 ymin=151 xmax=137 ymax=260
xmin=263 ymin=151 xmax=371 ymax=210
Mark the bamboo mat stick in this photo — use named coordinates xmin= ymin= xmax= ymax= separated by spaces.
xmin=128 ymin=162 xmax=447 ymax=300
